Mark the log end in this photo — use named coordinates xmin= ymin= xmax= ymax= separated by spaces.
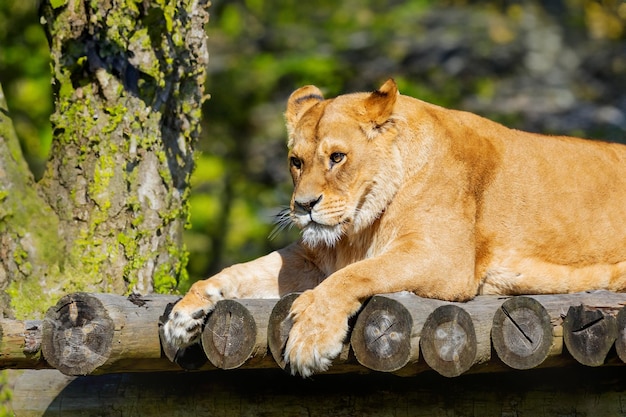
xmin=41 ymin=293 xmax=114 ymax=376
xmin=351 ymin=295 xmax=413 ymax=372
xmin=419 ymin=304 xmax=476 ymax=377
xmin=563 ymin=304 xmax=618 ymax=367
xmin=202 ymin=299 xmax=257 ymax=369
xmin=491 ymin=296 xmax=553 ymax=370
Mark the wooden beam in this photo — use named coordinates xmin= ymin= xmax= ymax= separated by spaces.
xmin=11 ymin=366 xmax=626 ymax=417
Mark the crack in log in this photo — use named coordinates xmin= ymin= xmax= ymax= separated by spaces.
xmin=367 ymin=320 xmax=399 ymax=348
xmin=501 ymin=306 xmax=534 ymax=344
xmin=573 ymin=316 xmax=604 ymax=334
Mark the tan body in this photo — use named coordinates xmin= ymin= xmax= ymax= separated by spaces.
xmin=164 ymin=80 xmax=626 ymax=376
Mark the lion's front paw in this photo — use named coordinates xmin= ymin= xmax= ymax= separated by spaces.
xmin=163 ymin=305 xmax=207 ymax=348
xmin=283 ymin=291 xmax=351 ymax=377
xmin=162 ymin=282 xmax=224 ymax=349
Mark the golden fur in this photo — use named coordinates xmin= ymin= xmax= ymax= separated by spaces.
xmin=164 ymin=79 xmax=626 ymax=376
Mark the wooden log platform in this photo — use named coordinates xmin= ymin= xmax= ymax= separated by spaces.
xmin=0 ymin=290 xmax=624 ymax=377
xmin=7 ymin=290 xmax=626 ymax=415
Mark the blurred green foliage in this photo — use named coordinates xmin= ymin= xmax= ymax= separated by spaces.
xmin=0 ymin=2 xmax=52 ymax=179
xmin=1 ymin=0 xmax=625 ymax=293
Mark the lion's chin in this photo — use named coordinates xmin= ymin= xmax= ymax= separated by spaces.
xmin=300 ymin=223 xmax=344 ymax=248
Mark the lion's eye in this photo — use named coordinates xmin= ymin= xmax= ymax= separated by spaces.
xmin=330 ymin=152 xmax=346 ymax=165
xmin=290 ymin=157 xmax=302 ymax=169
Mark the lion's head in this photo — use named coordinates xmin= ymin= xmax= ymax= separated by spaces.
xmin=284 ymin=79 xmax=406 ymax=247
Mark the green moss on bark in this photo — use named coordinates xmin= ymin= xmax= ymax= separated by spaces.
xmin=1 ymin=83 xmax=65 ymax=318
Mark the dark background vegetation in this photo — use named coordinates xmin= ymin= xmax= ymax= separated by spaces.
xmin=1 ymin=0 xmax=625 ymax=292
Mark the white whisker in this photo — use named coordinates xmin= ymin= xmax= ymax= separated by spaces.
xmin=269 ymin=207 xmax=295 ymax=240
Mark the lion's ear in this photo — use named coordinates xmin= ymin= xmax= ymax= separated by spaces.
xmin=285 ymin=85 xmax=324 ymax=135
xmin=365 ymin=79 xmax=398 ymax=126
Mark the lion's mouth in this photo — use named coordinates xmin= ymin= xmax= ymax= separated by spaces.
xmin=289 ymin=203 xmax=351 ymax=247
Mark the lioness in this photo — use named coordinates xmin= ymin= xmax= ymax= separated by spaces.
xmin=164 ymin=79 xmax=626 ymax=376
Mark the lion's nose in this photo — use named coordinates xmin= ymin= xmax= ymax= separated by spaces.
xmin=295 ymin=195 xmax=322 ymax=213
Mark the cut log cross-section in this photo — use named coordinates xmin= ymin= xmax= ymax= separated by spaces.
xmin=350 ymin=293 xmax=450 ymax=372
xmin=563 ymin=304 xmax=618 ymax=367
xmin=201 ymin=299 xmax=277 ymax=369
xmin=350 ymin=295 xmax=413 ymax=372
xmin=203 ymin=300 xmax=256 ymax=369
xmin=419 ymin=304 xmax=477 ymax=377
xmin=491 ymin=296 xmax=554 ymax=370
xmin=351 ymin=293 xmax=504 ymax=376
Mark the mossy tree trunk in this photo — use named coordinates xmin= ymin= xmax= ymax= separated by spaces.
xmin=0 ymin=0 xmax=209 ymax=318
xmin=0 ymin=85 xmax=61 ymax=318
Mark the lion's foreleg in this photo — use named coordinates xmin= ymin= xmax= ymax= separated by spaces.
xmin=163 ymin=243 xmax=324 ymax=348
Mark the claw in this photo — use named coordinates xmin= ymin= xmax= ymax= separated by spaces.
xmin=191 ymin=309 xmax=205 ymax=320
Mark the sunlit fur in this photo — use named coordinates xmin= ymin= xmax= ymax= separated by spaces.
xmin=165 ymin=79 xmax=626 ymax=377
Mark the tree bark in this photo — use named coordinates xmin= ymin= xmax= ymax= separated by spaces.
xmin=1 ymin=0 xmax=210 ymax=318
